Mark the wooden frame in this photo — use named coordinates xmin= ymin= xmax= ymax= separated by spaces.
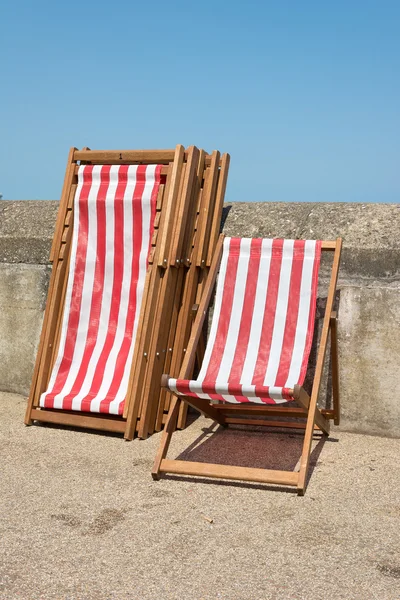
xmin=152 ymin=236 xmax=342 ymax=495
xmin=24 ymin=145 xmax=202 ymax=437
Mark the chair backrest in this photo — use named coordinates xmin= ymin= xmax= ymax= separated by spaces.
xmin=197 ymin=237 xmax=321 ymax=398
xmin=40 ymin=164 xmax=162 ymax=414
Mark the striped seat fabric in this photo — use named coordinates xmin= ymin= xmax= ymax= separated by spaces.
xmin=40 ymin=164 xmax=162 ymax=415
xmin=169 ymin=237 xmax=321 ymax=404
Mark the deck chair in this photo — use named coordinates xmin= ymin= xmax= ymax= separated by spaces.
xmin=126 ymin=150 xmax=230 ymax=439
xmin=153 ymin=235 xmax=342 ymax=494
xmin=151 ymin=152 xmax=230 ymax=436
xmin=25 ymin=146 xmax=203 ymax=438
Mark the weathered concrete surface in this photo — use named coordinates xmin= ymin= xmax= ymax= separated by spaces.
xmin=224 ymin=202 xmax=400 ymax=280
xmin=338 ymin=286 xmax=400 ymax=437
xmin=1 ymin=200 xmax=400 ymax=436
xmin=1 ymin=393 xmax=400 ymax=600
xmin=0 ymin=264 xmax=48 ymax=396
xmin=0 ymin=201 xmax=58 ymax=264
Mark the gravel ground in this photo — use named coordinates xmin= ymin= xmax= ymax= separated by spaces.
xmin=1 ymin=392 xmax=399 ymax=600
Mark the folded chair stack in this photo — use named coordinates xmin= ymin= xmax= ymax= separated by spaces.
xmin=25 ymin=146 xmax=230 ymax=440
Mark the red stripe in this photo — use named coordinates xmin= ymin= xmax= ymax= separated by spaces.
xmin=79 ymin=166 xmax=129 ymax=412
xmin=202 ymin=238 xmax=241 ymax=384
xmin=43 ymin=166 xmax=92 ymax=408
xmin=274 ymin=240 xmax=305 ymax=386
xmin=62 ymin=166 xmax=111 ymax=411
xmin=251 ymin=239 xmax=284 ymax=385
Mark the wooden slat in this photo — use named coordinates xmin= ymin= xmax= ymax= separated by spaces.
xmin=30 ymin=409 xmax=126 ymax=433
xmin=142 ymin=268 xmax=185 ymax=436
xmin=206 ymin=153 xmax=230 ymax=266
xmin=224 ymin=418 xmax=318 ymax=430
xmin=49 ymin=240 xmax=72 ymax=371
xmin=49 ymin=148 xmax=77 ymax=263
xmin=73 ymin=150 xmax=176 ymax=163
xmin=159 ymin=459 xmax=299 ymax=486
xmin=156 ymin=184 xmax=165 ymax=210
xmin=330 ymin=313 xmax=340 ymax=425
xmin=321 ymin=241 xmax=337 ymax=250
xmin=169 ymin=146 xmax=200 ymax=265
xmin=157 ymin=145 xmax=185 ymax=267
xmin=73 ymin=150 xmax=222 ymax=167
xmin=195 ymin=151 xmax=220 ymax=267
xmin=214 ymin=405 xmax=306 ymax=415
xmin=67 ymin=184 xmax=77 ymax=211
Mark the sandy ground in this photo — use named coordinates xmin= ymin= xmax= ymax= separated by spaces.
xmin=0 ymin=392 xmax=399 ymax=600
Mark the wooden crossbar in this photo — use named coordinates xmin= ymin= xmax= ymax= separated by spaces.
xmin=158 ymin=460 xmax=299 ymax=487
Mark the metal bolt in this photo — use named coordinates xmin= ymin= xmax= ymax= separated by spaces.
xmin=144 ymin=352 xmax=147 ymax=357
xmin=156 ymin=352 xmax=160 ymax=357
xmin=169 ymin=348 xmax=172 ymax=352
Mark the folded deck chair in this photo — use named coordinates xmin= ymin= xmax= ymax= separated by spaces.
xmin=152 ymin=152 xmax=231 ymax=436
xmin=25 ymin=146 xmax=203 ymax=438
xmin=153 ymin=235 xmax=342 ymax=494
xmin=126 ymin=150 xmax=230 ymax=439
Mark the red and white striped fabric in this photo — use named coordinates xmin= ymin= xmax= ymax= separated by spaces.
xmin=169 ymin=237 xmax=321 ymax=404
xmin=40 ymin=164 xmax=162 ymax=415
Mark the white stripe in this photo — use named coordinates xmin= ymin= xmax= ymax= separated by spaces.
xmin=52 ymin=166 xmax=101 ymax=409
xmin=70 ymin=166 xmax=119 ymax=411
xmin=168 ymin=378 xmax=179 ymax=394
xmin=263 ymin=240 xmax=294 ymax=386
xmin=89 ymin=166 xmax=138 ymax=412
xmin=240 ymin=239 xmax=273 ymax=393
xmin=266 ymin=386 xmax=284 ymax=403
xmin=215 ymin=238 xmax=251 ymax=383
xmin=285 ymin=240 xmax=316 ymax=387
xmin=40 ymin=167 xmax=85 ymax=407
xmin=108 ymin=165 xmax=156 ymax=413
xmin=189 ymin=380 xmax=211 ymax=400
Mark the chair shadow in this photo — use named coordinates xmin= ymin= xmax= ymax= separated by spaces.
xmin=166 ymin=421 xmax=334 ymax=492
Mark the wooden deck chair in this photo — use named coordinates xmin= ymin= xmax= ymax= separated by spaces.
xmin=124 ymin=150 xmax=230 ymax=439
xmin=153 ymin=235 xmax=342 ymax=494
xmin=152 ymin=152 xmax=231 ymax=436
xmin=25 ymin=146 xmax=201 ymax=437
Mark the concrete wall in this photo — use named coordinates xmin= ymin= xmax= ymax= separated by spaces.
xmin=1 ymin=200 xmax=399 ymax=437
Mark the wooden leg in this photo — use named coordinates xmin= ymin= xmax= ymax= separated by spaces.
xmin=295 ymin=386 xmax=330 ymax=436
xmin=152 ymin=397 xmax=181 ymax=479
xmin=330 ymin=315 xmax=340 ymax=425
xmin=296 ymin=391 xmax=330 ymax=495
xmin=297 ymin=404 xmax=318 ymax=495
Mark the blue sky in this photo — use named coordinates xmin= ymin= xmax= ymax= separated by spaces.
xmin=1 ymin=1 xmax=399 ymax=202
